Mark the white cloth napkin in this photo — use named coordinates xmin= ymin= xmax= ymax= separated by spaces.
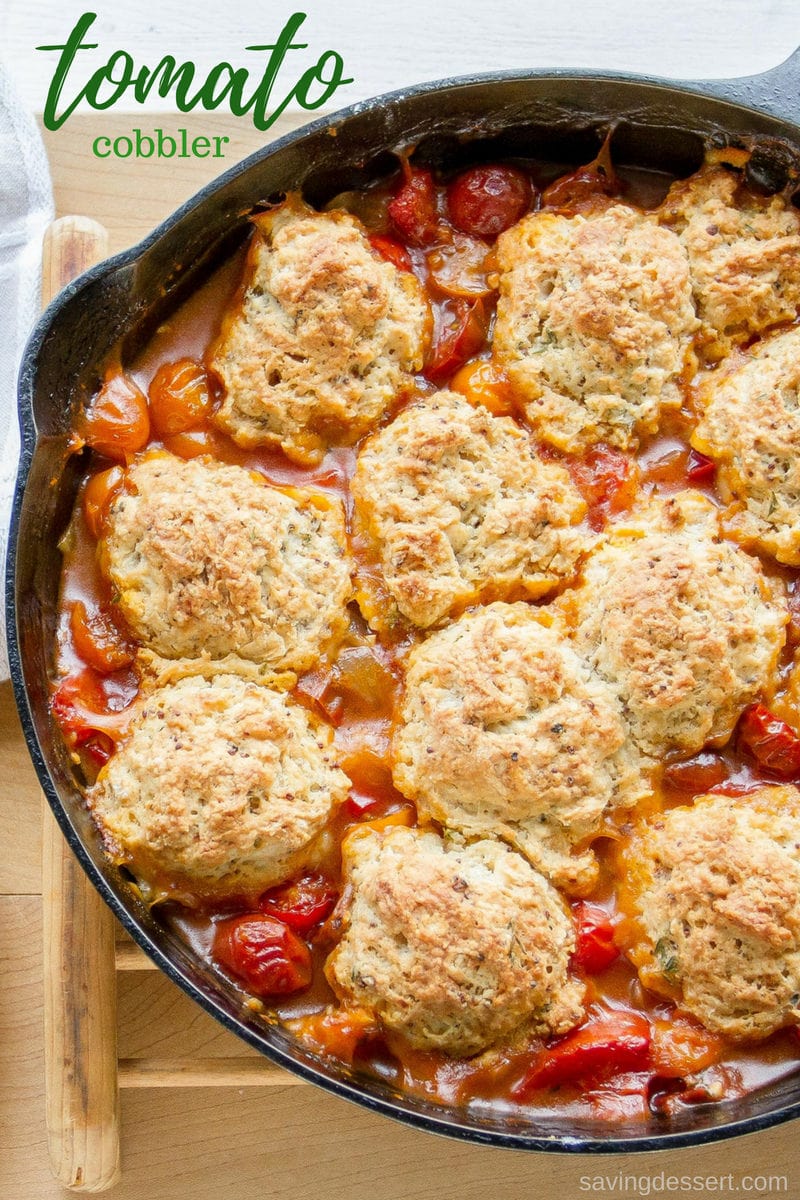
xmin=0 ymin=64 xmax=54 ymax=680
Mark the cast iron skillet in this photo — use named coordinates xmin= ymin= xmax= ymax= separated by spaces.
xmin=8 ymin=49 xmax=800 ymax=1153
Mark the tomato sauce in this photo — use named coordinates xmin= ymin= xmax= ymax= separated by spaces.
xmin=52 ymin=150 xmax=800 ymax=1124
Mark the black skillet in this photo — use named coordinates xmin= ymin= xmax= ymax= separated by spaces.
xmin=8 ymin=48 xmax=800 ymax=1152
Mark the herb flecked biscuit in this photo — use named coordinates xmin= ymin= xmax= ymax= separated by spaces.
xmin=88 ymin=674 xmax=350 ymax=901
xmin=621 ymin=787 xmax=800 ymax=1040
xmin=326 ymin=827 xmax=585 ymax=1055
xmin=101 ymin=451 xmax=352 ymax=671
xmin=352 ymin=390 xmax=588 ymax=630
xmin=693 ymin=326 xmax=800 ymax=566
xmin=392 ymin=602 xmax=650 ymax=894
xmin=659 ymin=164 xmax=800 ymax=354
xmin=564 ymin=492 xmax=787 ymax=757
xmin=211 ymin=197 xmax=430 ymax=464
xmin=493 ymin=204 xmax=698 ymax=451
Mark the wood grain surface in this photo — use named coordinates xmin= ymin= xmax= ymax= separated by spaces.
xmin=3 ymin=112 xmax=800 ymax=1199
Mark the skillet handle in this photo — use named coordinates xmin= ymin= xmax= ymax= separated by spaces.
xmin=686 ymin=45 xmax=800 ymax=126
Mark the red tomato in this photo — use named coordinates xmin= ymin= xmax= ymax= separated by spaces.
xmin=568 ymin=444 xmax=639 ymax=530
xmin=368 ymin=233 xmax=413 ymax=272
xmin=149 ymin=359 xmax=211 ymax=436
xmin=82 ymin=372 xmax=150 ymax=461
xmin=388 ymin=169 xmax=439 ymax=246
xmin=51 ymin=669 xmax=106 ymax=733
xmin=541 ymin=141 xmax=619 ymax=211
xmin=70 ymin=601 xmax=135 ymax=673
xmin=425 ymin=299 xmax=489 ymax=382
xmin=738 ymin=704 xmax=800 ymax=777
xmin=513 ymin=1012 xmax=652 ymax=1096
xmin=74 ymin=729 xmax=115 ymax=766
xmin=446 ymin=165 xmax=533 ymax=238
xmin=260 ymin=874 xmax=338 ymax=935
xmin=212 ymin=914 xmax=312 ymax=997
xmin=686 ymin=449 xmax=716 ymax=484
xmin=572 ymin=903 xmax=619 ymax=974
xmin=662 ymin=751 xmax=728 ymax=794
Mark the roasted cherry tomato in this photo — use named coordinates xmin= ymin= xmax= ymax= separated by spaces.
xmin=541 ymin=140 xmax=619 ymax=211
xmin=426 ymin=298 xmax=489 ymax=382
xmin=368 ymin=233 xmax=413 ymax=272
xmin=568 ymin=444 xmax=639 ymax=530
xmin=260 ymin=873 xmax=338 ymax=935
xmin=662 ymin=751 xmax=729 ymax=793
xmin=650 ymin=1016 xmax=724 ymax=1078
xmin=70 ymin=601 xmax=135 ymax=674
xmin=738 ymin=704 xmax=800 ymax=777
xmin=572 ymin=903 xmax=619 ymax=974
xmin=74 ymin=729 xmax=115 ymax=766
xmin=686 ymin=448 xmax=716 ymax=484
xmin=82 ymin=372 xmax=150 ymax=461
xmin=83 ymin=466 xmax=124 ymax=541
xmin=513 ymin=1011 xmax=652 ymax=1096
xmin=51 ymin=668 xmax=107 ymax=733
xmin=212 ymin=914 xmax=312 ymax=997
xmin=148 ymin=358 xmax=212 ymax=436
xmin=446 ymin=164 xmax=533 ymax=238
xmin=388 ymin=168 xmax=439 ymax=246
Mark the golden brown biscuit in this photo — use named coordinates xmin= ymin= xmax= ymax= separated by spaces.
xmin=565 ymin=492 xmax=787 ymax=756
xmin=659 ymin=164 xmax=800 ymax=354
xmin=493 ymin=205 xmax=698 ymax=451
xmin=101 ymin=451 xmax=352 ymax=670
xmin=211 ymin=198 xmax=430 ymax=464
xmin=326 ymin=827 xmax=584 ymax=1055
xmin=693 ymin=326 xmax=800 ymax=566
xmin=392 ymin=602 xmax=650 ymax=893
xmin=621 ymin=787 xmax=800 ymax=1040
xmin=88 ymin=674 xmax=350 ymax=901
xmin=352 ymin=390 xmax=588 ymax=630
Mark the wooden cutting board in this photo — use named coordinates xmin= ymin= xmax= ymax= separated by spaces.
xmin=3 ymin=112 xmax=799 ymax=1200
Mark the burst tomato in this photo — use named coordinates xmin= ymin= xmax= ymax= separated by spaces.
xmin=82 ymin=372 xmax=150 ymax=460
xmin=368 ymin=233 xmax=413 ymax=272
xmin=260 ymin=874 xmax=338 ymax=935
xmin=572 ymin=903 xmax=619 ymax=974
xmin=212 ymin=914 xmax=312 ymax=997
xmin=70 ymin=601 xmax=135 ymax=673
xmin=686 ymin=448 xmax=716 ymax=484
xmin=82 ymin=466 xmax=124 ymax=540
xmin=388 ymin=168 xmax=439 ymax=245
xmin=425 ymin=299 xmax=489 ymax=382
xmin=738 ymin=704 xmax=800 ymax=777
xmin=513 ymin=1012 xmax=652 ymax=1096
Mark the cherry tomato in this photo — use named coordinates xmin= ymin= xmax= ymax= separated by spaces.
xmin=662 ymin=751 xmax=728 ymax=794
xmin=212 ymin=914 xmax=312 ymax=997
xmin=70 ymin=601 xmax=135 ymax=673
xmin=74 ymin=729 xmax=115 ymax=766
xmin=425 ymin=298 xmax=489 ymax=382
xmin=686 ymin=448 xmax=716 ymax=484
xmin=368 ymin=233 xmax=413 ymax=272
xmin=148 ymin=359 xmax=212 ymax=436
xmin=513 ymin=1012 xmax=652 ymax=1096
xmin=388 ymin=168 xmax=439 ymax=246
xmin=51 ymin=668 xmax=107 ymax=733
xmin=738 ymin=704 xmax=800 ymax=777
xmin=446 ymin=165 xmax=533 ymax=239
xmin=260 ymin=873 xmax=338 ymax=935
xmin=83 ymin=466 xmax=124 ymax=541
xmin=572 ymin=903 xmax=619 ymax=974
xmin=450 ymin=359 xmax=515 ymax=417
xmin=82 ymin=372 xmax=150 ymax=461
xmin=426 ymin=233 xmax=493 ymax=299
xmin=541 ymin=140 xmax=619 ymax=211
xmin=568 ymin=444 xmax=639 ymax=530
